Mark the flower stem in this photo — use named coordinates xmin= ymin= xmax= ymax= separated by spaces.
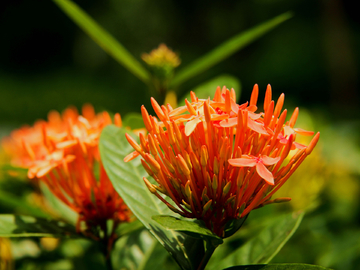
xmin=197 ymin=241 xmax=218 ymax=270
xmin=100 ymin=222 xmax=114 ymax=270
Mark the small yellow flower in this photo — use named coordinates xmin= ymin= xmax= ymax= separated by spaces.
xmin=142 ymin=43 xmax=181 ymax=68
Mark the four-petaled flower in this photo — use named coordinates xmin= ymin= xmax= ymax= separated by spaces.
xmin=228 ymin=155 xmax=280 ymax=185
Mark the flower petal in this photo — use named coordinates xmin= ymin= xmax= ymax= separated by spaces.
xmin=185 ymin=117 xmax=201 ymax=136
xmin=228 ymin=157 xmax=257 ymax=167
xmin=220 ymin=117 xmax=237 ymax=128
xmin=247 ymin=119 xmax=268 ymax=135
xmin=293 ymin=141 xmax=306 ymax=149
xmin=261 ymin=155 xmax=280 ymax=166
xmin=256 ymin=162 xmax=274 ymax=185
xmin=293 ymin=128 xmax=314 ymax=136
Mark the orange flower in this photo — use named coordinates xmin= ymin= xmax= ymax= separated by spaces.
xmin=2 ymin=104 xmax=130 ymax=233
xmin=125 ymin=85 xmax=320 ymax=237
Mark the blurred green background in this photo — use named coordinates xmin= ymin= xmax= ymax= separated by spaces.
xmin=1 ymin=0 xmax=360 ymax=269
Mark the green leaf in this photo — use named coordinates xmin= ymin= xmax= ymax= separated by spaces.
xmin=179 ymin=75 xmax=241 ymax=106
xmin=122 ymin=113 xmax=146 ymax=130
xmin=223 ymin=263 xmax=333 ymax=270
xmin=99 ymin=125 xmax=204 ymax=270
xmin=152 ymin=215 xmax=223 ymax=245
xmin=53 ymin=0 xmax=151 ymax=84
xmin=171 ymin=12 xmax=293 ymax=88
xmin=0 ymin=189 xmax=51 ymax=219
xmin=115 ymin=219 xmax=144 ymax=238
xmin=0 ymin=214 xmax=78 ymax=238
xmin=113 ymin=227 xmax=172 ymax=270
xmin=208 ymin=211 xmax=304 ymax=270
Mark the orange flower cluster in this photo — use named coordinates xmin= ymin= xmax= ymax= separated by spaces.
xmin=125 ymin=85 xmax=320 ymax=237
xmin=2 ymin=105 xmax=131 ymax=232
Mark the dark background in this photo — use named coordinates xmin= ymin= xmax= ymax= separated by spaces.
xmin=0 ymin=0 xmax=359 ymax=126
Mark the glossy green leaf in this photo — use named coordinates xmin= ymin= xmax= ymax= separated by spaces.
xmin=208 ymin=211 xmax=304 ymax=270
xmin=223 ymin=263 xmax=333 ymax=270
xmin=99 ymin=125 xmax=204 ymax=270
xmin=179 ymin=75 xmax=241 ymax=106
xmin=0 ymin=214 xmax=78 ymax=238
xmin=152 ymin=215 xmax=223 ymax=245
xmin=113 ymin=227 xmax=172 ymax=270
xmin=53 ymin=0 xmax=151 ymax=84
xmin=171 ymin=12 xmax=292 ymax=88
xmin=122 ymin=113 xmax=146 ymax=130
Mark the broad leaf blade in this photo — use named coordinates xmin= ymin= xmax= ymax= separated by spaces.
xmin=152 ymin=215 xmax=223 ymax=245
xmin=113 ymin=228 xmax=171 ymax=270
xmin=0 ymin=214 xmax=77 ymax=238
xmin=208 ymin=211 xmax=304 ymax=270
xmin=223 ymin=263 xmax=333 ymax=270
xmin=179 ymin=75 xmax=241 ymax=105
xmin=53 ymin=0 xmax=151 ymax=84
xmin=99 ymin=125 xmax=204 ymax=270
xmin=171 ymin=12 xmax=292 ymax=87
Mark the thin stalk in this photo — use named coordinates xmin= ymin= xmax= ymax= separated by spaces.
xmin=100 ymin=222 xmax=114 ymax=270
xmin=197 ymin=241 xmax=218 ymax=270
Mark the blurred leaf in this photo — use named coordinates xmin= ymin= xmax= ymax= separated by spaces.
xmin=0 ymin=214 xmax=78 ymax=237
xmin=223 ymin=264 xmax=332 ymax=270
xmin=53 ymin=0 xmax=151 ymax=84
xmin=0 ymin=189 xmax=50 ymax=219
xmin=0 ymin=164 xmax=27 ymax=179
xmin=208 ymin=211 xmax=304 ymax=270
xmin=152 ymin=215 xmax=223 ymax=245
xmin=39 ymin=182 xmax=78 ymax=225
xmin=113 ymin=228 xmax=171 ymax=270
xmin=115 ymin=218 xmax=144 ymax=238
xmin=99 ymin=125 xmax=205 ymax=270
xmin=122 ymin=113 xmax=146 ymax=130
xmin=179 ymin=75 xmax=241 ymax=106
xmin=171 ymin=12 xmax=293 ymax=88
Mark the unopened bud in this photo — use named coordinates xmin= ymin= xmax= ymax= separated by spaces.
xmin=274 ymin=197 xmax=291 ymax=203
xmin=223 ymin=181 xmax=232 ymax=196
xmin=202 ymin=200 xmax=212 ymax=216
xmin=143 ymin=177 xmax=157 ymax=194
xmin=306 ymin=132 xmax=320 ymax=155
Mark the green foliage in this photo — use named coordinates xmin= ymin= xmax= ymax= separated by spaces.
xmin=39 ymin=182 xmax=78 ymax=225
xmin=99 ymin=125 xmax=205 ymax=270
xmin=152 ymin=215 xmax=223 ymax=245
xmin=122 ymin=113 xmax=146 ymax=130
xmin=53 ymin=0 xmax=151 ymax=84
xmin=0 ymin=214 xmax=77 ymax=238
xmin=113 ymin=227 xmax=170 ymax=270
xmin=223 ymin=264 xmax=333 ymax=270
xmin=0 ymin=189 xmax=50 ymax=219
xmin=207 ymin=211 xmax=304 ymax=270
xmin=170 ymin=12 xmax=293 ymax=88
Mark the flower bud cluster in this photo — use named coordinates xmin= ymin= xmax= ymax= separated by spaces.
xmin=126 ymin=85 xmax=319 ymax=236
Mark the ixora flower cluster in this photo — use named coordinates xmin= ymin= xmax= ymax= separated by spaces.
xmin=125 ymin=85 xmax=320 ymax=237
xmin=2 ymin=105 xmax=131 ymax=233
